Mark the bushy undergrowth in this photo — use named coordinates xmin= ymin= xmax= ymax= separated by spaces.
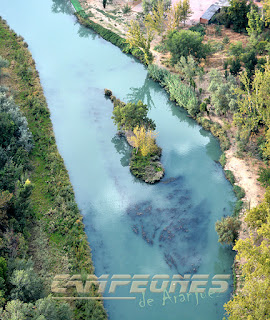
xmin=258 ymin=167 xmax=270 ymax=187
xmin=148 ymin=64 xmax=199 ymax=117
xmin=219 ymin=153 xmax=227 ymax=168
xmin=130 ymin=148 xmax=163 ymax=181
xmin=196 ymin=117 xmax=230 ymax=151
xmin=225 ymin=170 xmax=236 ymax=184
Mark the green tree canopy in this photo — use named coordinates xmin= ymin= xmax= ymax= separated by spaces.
xmin=215 ymin=216 xmax=240 ymax=245
xmin=112 ymin=100 xmax=156 ymax=131
xmin=228 ymin=0 xmax=250 ymax=33
xmin=208 ymin=69 xmax=238 ymax=115
xmin=166 ymin=30 xmax=209 ymax=64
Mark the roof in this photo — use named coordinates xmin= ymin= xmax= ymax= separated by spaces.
xmin=201 ymin=0 xmax=229 ymax=21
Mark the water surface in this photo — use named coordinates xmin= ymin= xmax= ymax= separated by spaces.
xmin=0 ymin=1 xmax=235 ymax=319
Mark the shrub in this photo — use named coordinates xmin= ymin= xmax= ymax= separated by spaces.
xmin=258 ymin=167 xmax=270 ymax=187
xmin=215 ymin=25 xmax=222 ymax=36
xmin=189 ymin=24 xmax=206 ymax=36
xmin=227 ymin=0 xmax=250 ymax=33
xmin=175 ymin=55 xmax=204 ymax=85
xmin=147 ymin=64 xmax=169 ymax=83
xmin=233 ymin=185 xmax=245 ymax=200
xmin=154 ymin=43 xmax=167 ymax=53
xmin=112 ymin=99 xmax=156 ymax=131
xmin=219 ymin=153 xmax=227 ymax=168
xmin=10 ymin=267 xmax=44 ymax=303
xmin=122 ymin=4 xmax=131 ymax=14
xmin=213 ymin=8 xmax=230 ymax=27
xmin=163 ymin=72 xmax=199 ymax=116
xmin=229 ymin=41 xmax=244 ymax=56
xmin=215 ymin=216 xmax=241 ymax=245
xmin=257 ymin=41 xmax=267 ymax=54
xmin=225 ymin=170 xmax=235 ymax=184
xmin=208 ymin=69 xmax=238 ymax=114
xmin=200 ymin=102 xmax=207 ymax=113
xmin=166 ymin=30 xmax=210 ymax=64
xmin=148 ymin=65 xmax=199 ymax=117
xmin=222 ymin=35 xmax=230 ymax=44
xmin=233 ymin=199 xmax=244 ymax=217
xmin=242 ymin=50 xmax=257 ymax=78
xmin=104 ymin=88 xmax=112 ymax=97
xmin=230 ymin=58 xmax=241 ymax=76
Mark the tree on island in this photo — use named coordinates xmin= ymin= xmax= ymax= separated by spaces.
xmin=112 ymin=100 xmax=156 ymax=131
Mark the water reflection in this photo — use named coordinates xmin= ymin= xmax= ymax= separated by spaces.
xmin=111 ymin=134 xmax=132 ymax=167
xmin=51 ymin=0 xmax=73 ymax=15
xmin=126 ymin=76 xmax=155 ymax=109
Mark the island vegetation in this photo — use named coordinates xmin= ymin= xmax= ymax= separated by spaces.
xmin=105 ymin=89 xmax=164 ymax=183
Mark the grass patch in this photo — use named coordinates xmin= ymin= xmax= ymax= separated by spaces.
xmin=225 ymin=170 xmax=236 ymax=184
xmin=233 ymin=185 xmax=245 ymax=200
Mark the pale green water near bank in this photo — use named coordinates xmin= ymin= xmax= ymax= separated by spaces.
xmin=0 ymin=0 xmax=235 ymax=318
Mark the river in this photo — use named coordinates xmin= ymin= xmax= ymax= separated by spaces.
xmin=0 ymin=0 xmax=235 ymax=319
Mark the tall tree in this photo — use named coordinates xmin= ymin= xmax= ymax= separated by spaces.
xmin=228 ymin=0 xmax=250 ymax=32
xmin=233 ymin=61 xmax=270 ymax=144
xmin=126 ymin=21 xmax=153 ymax=65
xmin=247 ymin=4 xmax=264 ymax=38
xmin=166 ymin=30 xmax=208 ymax=64
xmin=144 ymin=0 xmax=167 ymax=34
xmin=182 ymin=0 xmax=192 ymax=25
xmin=166 ymin=0 xmax=192 ymax=31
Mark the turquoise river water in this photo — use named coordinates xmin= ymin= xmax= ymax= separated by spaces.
xmin=0 ymin=1 xmax=235 ymax=319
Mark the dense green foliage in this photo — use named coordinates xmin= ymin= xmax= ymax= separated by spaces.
xmin=227 ymin=0 xmax=250 ymax=33
xmin=166 ymin=30 xmax=210 ymax=64
xmin=189 ymin=23 xmax=206 ymax=36
xmin=0 ymin=296 xmax=72 ymax=320
xmin=225 ymin=170 xmax=235 ymax=184
xmin=112 ymin=99 xmax=155 ymax=131
xmin=258 ymin=167 xmax=270 ymax=187
xmin=175 ymin=55 xmax=204 ymax=87
xmin=148 ymin=64 xmax=199 ymax=117
xmin=225 ymin=188 xmax=270 ymax=319
xmin=233 ymin=185 xmax=245 ymax=200
xmin=215 ymin=216 xmax=241 ymax=245
xmin=208 ymin=69 xmax=238 ymax=115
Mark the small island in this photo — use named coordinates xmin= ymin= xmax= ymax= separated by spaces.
xmin=105 ymin=89 xmax=164 ymax=183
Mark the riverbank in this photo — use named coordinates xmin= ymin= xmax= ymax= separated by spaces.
xmin=0 ymin=17 xmax=107 ymax=318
